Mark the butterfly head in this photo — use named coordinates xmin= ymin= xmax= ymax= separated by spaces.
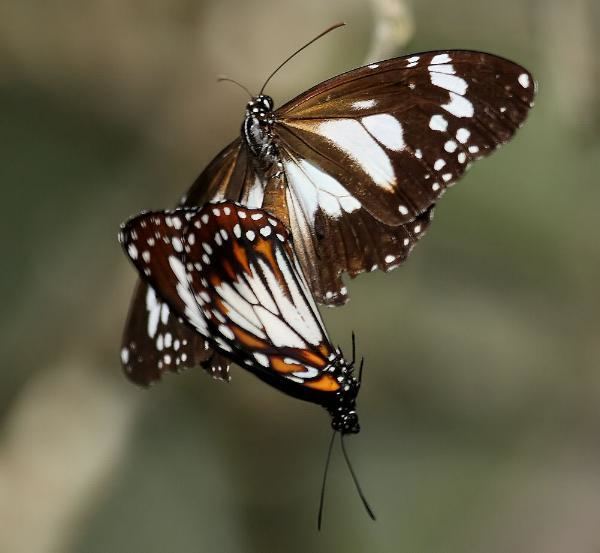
xmin=245 ymin=94 xmax=274 ymax=116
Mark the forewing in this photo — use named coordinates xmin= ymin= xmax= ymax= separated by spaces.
xmin=276 ymin=50 xmax=534 ymax=224
xmin=272 ymin=50 xmax=534 ymax=303
xmin=183 ymin=202 xmax=342 ymax=394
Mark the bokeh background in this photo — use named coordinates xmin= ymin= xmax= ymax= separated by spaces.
xmin=1 ymin=0 xmax=599 ymax=551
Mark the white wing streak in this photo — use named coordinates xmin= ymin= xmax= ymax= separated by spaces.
xmin=253 ymin=305 xmax=306 ymax=348
xmin=315 ymin=119 xmax=396 ymax=190
xmin=244 ymin=263 xmax=278 ymax=313
xmin=168 ymin=255 xmax=208 ymax=334
xmin=274 ymin=247 xmax=324 ymax=345
xmin=284 ymin=157 xmax=361 ymax=221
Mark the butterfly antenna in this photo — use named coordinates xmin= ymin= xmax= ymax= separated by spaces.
xmin=359 ymin=356 xmax=365 ymax=384
xmin=259 ymin=22 xmax=346 ymax=95
xmin=317 ymin=429 xmax=337 ymax=531
xmin=351 ymin=331 xmax=356 ymax=366
xmin=340 ymin=434 xmax=376 ymax=521
xmin=217 ymin=75 xmax=253 ymax=99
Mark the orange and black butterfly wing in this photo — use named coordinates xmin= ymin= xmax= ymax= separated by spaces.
xmin=120 ymin=202 xmax=343 ymax=401
xmin=180 ymin=202 xmax=343 ymax=401
xmin=271 ymin=50 xmax=535 ymax=303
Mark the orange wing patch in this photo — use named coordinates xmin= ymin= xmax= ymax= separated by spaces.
xmin=304 ymin=374 xmax=340 ymax=392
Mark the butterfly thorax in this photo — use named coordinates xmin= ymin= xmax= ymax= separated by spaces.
xmin=326 ymin=355 xmax=361 ymax=434
xmin=242 ymin=94 xmax=278 ymax=168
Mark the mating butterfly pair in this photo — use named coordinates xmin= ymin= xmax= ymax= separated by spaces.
xmin=119 ymin=27 xmax=535 ymax=525
xmin=122 ymin=46 xmax=535 ymax=389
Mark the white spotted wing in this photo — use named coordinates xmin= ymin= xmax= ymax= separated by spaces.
xmin=120 ymin=202 xmax=346 ymax=394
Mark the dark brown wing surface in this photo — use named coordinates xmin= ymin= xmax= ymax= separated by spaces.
xmin=270 ymin=50 xmax=535 ymax=304
xmin=121 ymin=140 xmax=254 ymax=385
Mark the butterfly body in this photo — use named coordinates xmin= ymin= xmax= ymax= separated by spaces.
xmin=242 ymin=94 xmax=278 ymax=164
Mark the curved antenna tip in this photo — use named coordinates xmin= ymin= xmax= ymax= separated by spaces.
xmin=260 ymin=21 xmax=346 ymax=95
xmin=216 ymin=75 xmax=253 ymax=99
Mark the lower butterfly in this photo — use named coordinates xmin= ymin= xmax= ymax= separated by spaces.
xmin=118 ymin=201 xmax=375 ymax=525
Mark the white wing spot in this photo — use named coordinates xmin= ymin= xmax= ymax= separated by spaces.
xmin=398 ymin=204 xmax=409 ymax=215
xmin=456 ymin=128 xmax=471 ymax=143
xmin=172 ymin=237 xmax=183 ymax=252
xmin=260 ymin=225 xmax=272 ymax=237
xmin=120 ymin=348 xmax=129 ymax=364
xmin=442 ymin=93 xmax=474 ymax=118
xmin=468 ymin=145 xmax=479 ymax=154
xmin=368 ymin=63 xmax=379 ymax=69
xmin=442 ymin=173 xmax=453 ymax=182
xmin=430 ymin=72 xmax=468 ymax=95
xmin=352 ymin=99 xmax=376 ymax=110
xmin=415 ymin=148 xmax=422 ymax=159
xmin=518 ymin=73 xmax=530 ymax=88
xmin=429 ymin=114 xmax=448 ymax=132
xmin=233 ymin=223 xmax=241 ymax=238
xmin=430 ymin=53 xmax=451 ymax=64
xmin=246 ymin=230 xmax=255 ymax=241
xmin=457 ymin=152 xmax=467 ymax=164
xmin=127 ymin=244 xmax=138 ymax=259
xmin=251 ymin=213 xmax=263 ymax=220
xmin=254 ymin=353 xmax=269 ymax=367
xmin=432 ymin=182 xmax=441 ymax=191
xmin=434 ymin=159 xmax=446 ymax=171
xmin=385 ymin=254 xmax=395 ymax=263
xmin=218 ymin=324 xmax=235 ymax=340
xmin=444 ymin=140 xmax=458 ymax=153
xmin=212 ymin=208 xmax=221 ymax=216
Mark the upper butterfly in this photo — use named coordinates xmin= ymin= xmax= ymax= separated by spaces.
xmin=122 ymin=28 xmax=535 ymax=384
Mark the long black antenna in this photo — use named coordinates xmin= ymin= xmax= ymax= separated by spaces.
xmin=259 ymin=22 xmax=346 ymax=95
xmin=340 ymin=435 xmax=376 ymax=521
xmin=217 ymin=75 xmax=253 ymax=99
xmin=317 ymin=430 xmax=337 ymax=530
xmin=351 ymin=331 xmax=356 ymax=366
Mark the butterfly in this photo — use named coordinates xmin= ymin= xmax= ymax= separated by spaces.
xmin=121 ymin=24 xmax=536 ymax=385
xmin=119 ymin=201 xmax=364 ymax=433
xmin=119 ymin=200 xmax=376 ymax=525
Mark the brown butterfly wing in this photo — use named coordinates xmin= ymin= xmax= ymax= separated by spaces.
xmin=121 ymin=140 xmax=253 ymax=385
xmin=269 ymin=50 xmax=534 ymax=303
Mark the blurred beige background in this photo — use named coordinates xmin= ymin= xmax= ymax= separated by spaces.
xmin=1 ymin=0 xmax=599 ymax=552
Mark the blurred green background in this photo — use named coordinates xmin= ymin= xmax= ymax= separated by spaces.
xmin=1 ymin=0 xmax=599 ymax=552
